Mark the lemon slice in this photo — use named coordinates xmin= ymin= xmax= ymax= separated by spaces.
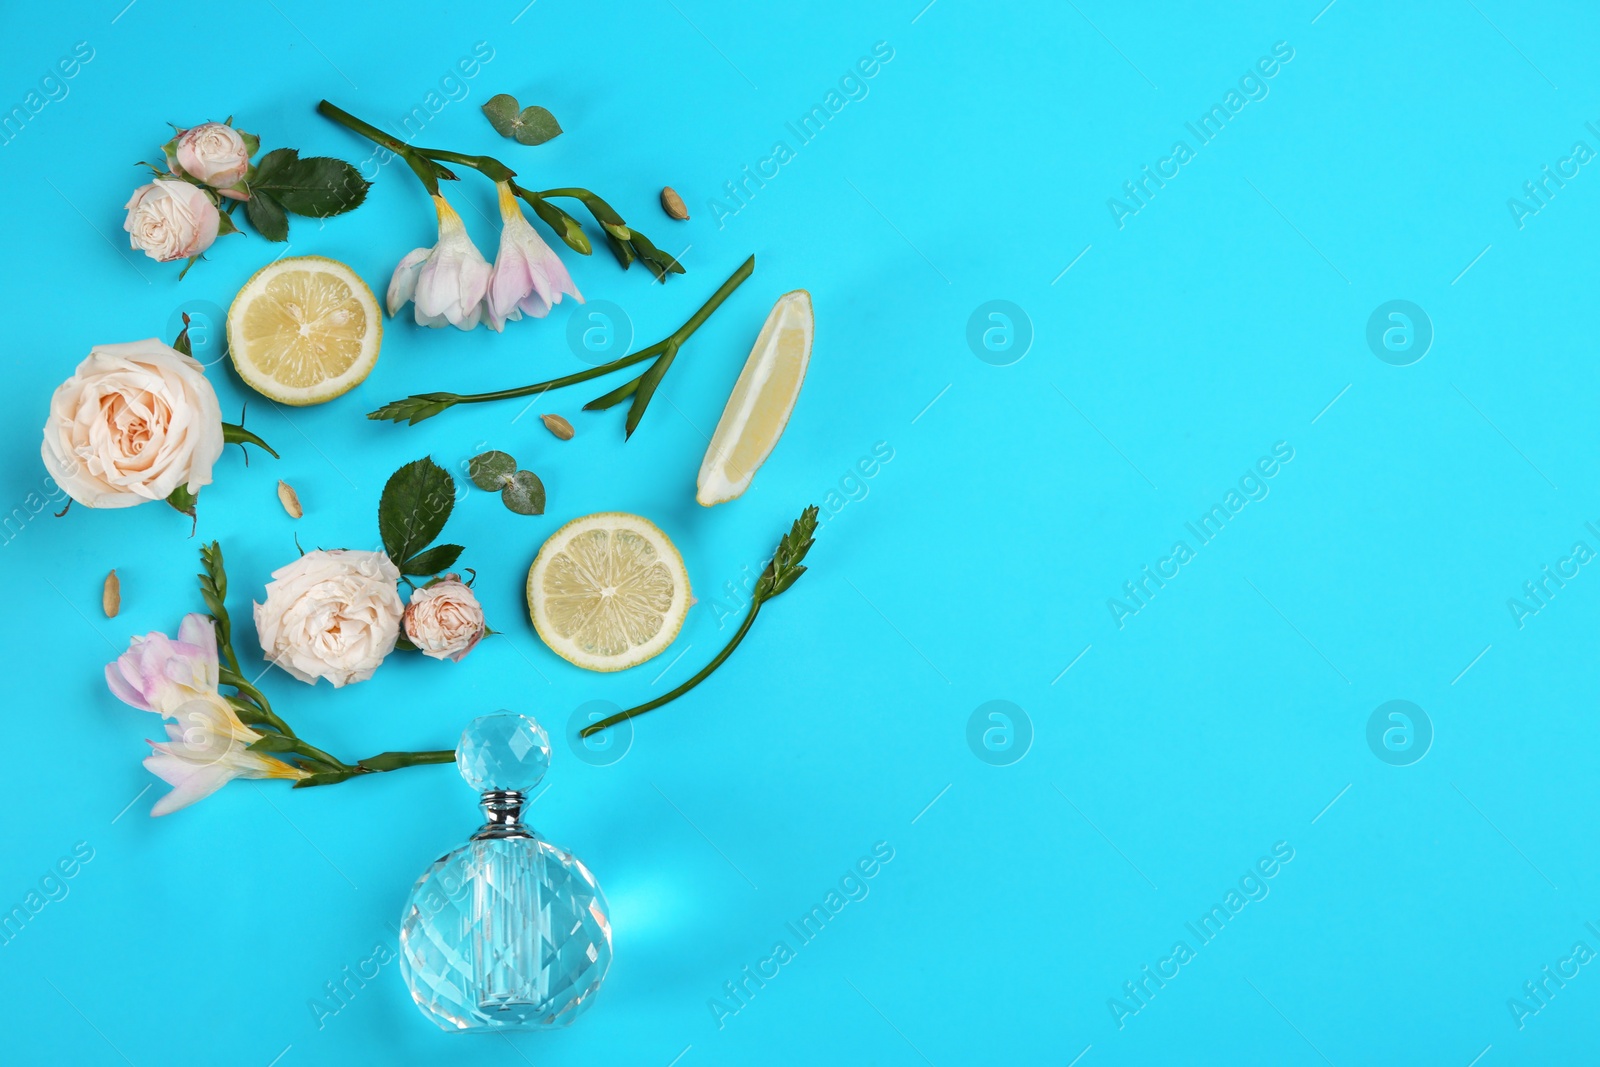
xmin=526 ymin=512 xmax=692 ymax=672
xmin=226 ymin=255 xmax=381 ymax=406
xmin=696 ymin=289 xmax=813 ymax=506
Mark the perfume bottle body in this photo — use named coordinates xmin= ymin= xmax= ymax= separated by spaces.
xmin=400 ymin=831 xmax=613 ymax=1031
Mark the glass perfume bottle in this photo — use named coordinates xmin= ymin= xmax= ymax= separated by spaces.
xmin=399 ymin=712 xmax=613 ymax=1031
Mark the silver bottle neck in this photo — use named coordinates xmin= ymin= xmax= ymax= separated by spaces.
xmin=472 ymin=789 xmax=535 ymax=840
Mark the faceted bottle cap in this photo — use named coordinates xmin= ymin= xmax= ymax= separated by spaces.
xmin=457 ymin=713 xmax=551 ymax=793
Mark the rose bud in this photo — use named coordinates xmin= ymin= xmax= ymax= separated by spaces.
xmin=171 ymin=122 xmax=252 ymax=198
xmin=403 ymin=575 xmax=487 ymax=662
xmin=123 ymin=180 xmax=221 ymax=263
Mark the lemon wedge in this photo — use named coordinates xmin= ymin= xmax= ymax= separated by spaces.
xmin=526 ymin=512 xmax=692 ymax=672
xmin=696 ymin=289 xmax=812 ymax=506
xmin=226 ymin=255 xmax=381 ymax=406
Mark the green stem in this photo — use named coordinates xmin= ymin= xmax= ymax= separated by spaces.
xmin=414 ymin=148 xmax=515 ymax=183
xmin=581 ymin=600 xmax=764 ymax=737
xmin=369 ymin=255 xmax=754 ymax=424
xmin=316 ymin=100 xmax=444 ymax=195
xmin=355 ymin=750 xmax=457 ymax=772
xmin=434 ymin=345 xmax=664 ymax=408
xmin=671 ymin=254 xmax=753 ymax=342
xmin=287 ymin=738 xmax=350 ymax=772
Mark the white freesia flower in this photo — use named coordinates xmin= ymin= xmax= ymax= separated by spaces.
xmin=124 ymin=180 xmax=220 ymax=262
xmin=254 ymin=549 xmax=404 ymax=687
xmin=41 ymin=338 xmax=225 ymax=508
xmin=387 ymin=195 xmax=492 ymax=330
xmin=486 ymin=181 xmax=582 ymax=331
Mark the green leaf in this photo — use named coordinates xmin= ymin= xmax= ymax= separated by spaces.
xmin=216 ymin=210 xmax=239 ymax=237
xmin=167 ymin=483 xmax=198 ymax=517
xmin=501 ymin=470 xmax=545 ymax=515
xmin=583 ymin=375 xmax=640 ymax=411
xmin=377 ymin=457 xmax=456 ymax=566
xmin=222 ymin=422 xmax=278 ymax=458
xmin=468 ymin=450 xmax=517 ymax=490
xmin=514 ymin=105 xmax=562 ymax=146
xmin=250 ymin=148 xmax=370 ymax=218
xmin=482 ymin=93 xmax=521 ymax=137
xmin=624 ymin=343 xmax=677 ymax=438
xmin=399 ymin=543 xmax=464 ymax=576
xmin=172 ymin=316 xmax=193 ymax=356
xmin=294 ymin=769 xmax=359 ymax=788
xmin=244 ymin=190 xmax=289 ymax=242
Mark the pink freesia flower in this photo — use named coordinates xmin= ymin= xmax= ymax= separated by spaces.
xmin=105 ymin=612 xmax=220 ymax=713
xmin=107 ymin=613 xmax=307 ymax=815
xmin=387 ymin=194 xmax=492 ymax=330
xmin=486 ymin=181 xmax=582 ymax=331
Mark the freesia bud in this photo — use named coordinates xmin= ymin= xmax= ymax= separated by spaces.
xmin=123 ymin=180 xmax=221 ymax=262
xmin=387 ymin=195 xmax=492 ymax=330
xmin=172 ymin=122 xmax=252 ymax=197
xmin=486 ymin=181 xmax=583 ymax=332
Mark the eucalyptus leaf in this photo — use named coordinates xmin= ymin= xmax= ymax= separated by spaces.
xmin=502 ymin=470 xmax=546 ymax=515
xmin=378 ymin=457 xmax=455 ymax=565
xmin=468 ymin=450 xmax=517 ymax=490
xmin=514 ymin=106 xmax=562 ymax=146
xmin=482 ymin=93 xmax=522 ymax=137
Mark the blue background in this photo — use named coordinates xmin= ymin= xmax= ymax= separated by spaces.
xmin=2 ymin=0 xmax=1597 ymax=1063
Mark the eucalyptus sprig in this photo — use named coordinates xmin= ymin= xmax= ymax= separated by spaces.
xmin=316 ymin=100 xmax=682 ymax=281
xmin=468 ymin=451 xmax=545 ymax=515
xmin=581 ymin=505 xmax=819 ymax=737
xmin=368 ymin=255 xmax=755 ymax=437
xmin=198 ymin=542 xmax=456 ymax=786
xmin=482 ymin=93 xmax=562 ymax=146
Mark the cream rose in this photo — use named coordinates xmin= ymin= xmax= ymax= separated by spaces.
xmin=403 ymin=575 xmax=486 ymax=662
xmin=42 ymin=339 xmax=224 ymax=508
xmin=172 ymin=122 xmax=251 ymax=193
xmin=254 ymin=550 xmax=403 ymax=687
xmin=124 ymin=180 xmax=220 ymax=262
